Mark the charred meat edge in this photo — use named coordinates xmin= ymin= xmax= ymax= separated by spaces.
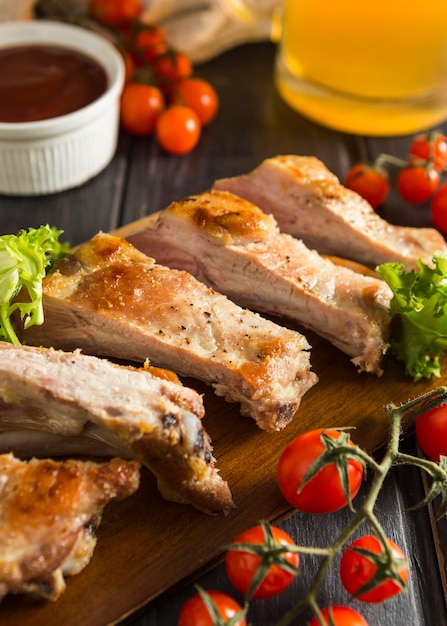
xmin=0 ymin=342 xmax=233 ymax=514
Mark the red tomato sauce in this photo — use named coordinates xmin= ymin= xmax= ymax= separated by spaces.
xmin=0 ymin=44 xmax=108 ymax=123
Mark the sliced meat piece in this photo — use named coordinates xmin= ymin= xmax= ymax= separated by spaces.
xmin=0 ymin=453 xmax=140 ymax=603
xmin=126 ymin=190 xmax=392 ymax=375
xmin=17 ymin=233 xmax=317 ymax=432
xmin=214 ymin=154 xmax=447 ymax=269
xmin=0 ymin=342 xmax=233 ymax=514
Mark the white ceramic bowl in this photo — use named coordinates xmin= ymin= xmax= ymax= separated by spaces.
xmin=0 ymin=20 xmax=125 ymax=196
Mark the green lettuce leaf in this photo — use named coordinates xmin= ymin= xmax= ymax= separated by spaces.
xmin=0 ymin=225 xmax=69 ymax=344
xmin=377 ymin=253 xmax=447 ymax=381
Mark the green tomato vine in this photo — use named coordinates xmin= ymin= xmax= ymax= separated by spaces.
xmin=197 ymin=386 xmax=447 ymax=626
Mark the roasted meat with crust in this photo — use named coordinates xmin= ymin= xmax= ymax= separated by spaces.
xmin=0 ymin=453 xmax=140 ymax=603
xmin=0 ymin=342 xmax=233 ymax=514
xmin=126 ymin=190 xmax=392 ymax=375
xmin=17 ymin=233 xmax=317 ymax=432
xmin=214 ymin=155 xmax=447 ymax=269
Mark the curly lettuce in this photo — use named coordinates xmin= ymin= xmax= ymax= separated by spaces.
xmin=0 ymin=225 xmax=69 ymax=344
xmin=377 ymin=253 xmax=447 ymax=381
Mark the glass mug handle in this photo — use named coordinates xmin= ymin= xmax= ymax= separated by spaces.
xmin=217 ymin=0 xmax=284 ymax=41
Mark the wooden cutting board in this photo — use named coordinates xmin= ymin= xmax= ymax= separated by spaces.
xmin=1 ymin=214 xmax=445 ymax=625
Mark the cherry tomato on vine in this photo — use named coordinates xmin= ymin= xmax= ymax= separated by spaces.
xmin=409 ymin=131 xmax=447 ymax=170
xmin=309 ymin=606 xmax=369 ymax=626
xmin=120 ymin=82 xmax=165 ymax=136
xmin=340 ymin=535 xmax=408 ymax=603
xmin=415 ymin=402 xmax=447 ymax=461
xmin=155 ymin=105 xmax=201 ymax=154
xmin=225 ymin=524 xmax=299 ymax=599
xmin=397 ymin=163 xmax=440 ymax=204
xmin=178 ymin=590 xmax=246 ymax=626
xmin=430 ymin=182 xmax=447 ymax=234
xmin=154 ymin=50 xmax=193 ymax=82
xmin=134 ymin=25 xmax=167 ymax=63
xmin=276 ymin=428 xmax=363 ymax=514
xmin=88 ymin=0 xmax=142 ymax=26
xmin=344 ymin=163 xmax=390 ymax=208
xmin=175 ymin=78 xmax=219 ymax=126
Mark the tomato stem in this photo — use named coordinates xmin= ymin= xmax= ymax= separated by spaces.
xmin=274 ymin=386 xmax=447 ymax=626
xmin=375 ymin=152 xmax=407 ymax=169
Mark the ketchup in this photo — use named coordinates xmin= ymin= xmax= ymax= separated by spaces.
xmin=0 ymin=44 xmax=108 ymax=123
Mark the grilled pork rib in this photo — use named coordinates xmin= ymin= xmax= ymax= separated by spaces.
xmin=0 ymin=453 xmax=140 ymax=603
xmin=214 ymin=155 xmax=447 ymax=269
xmin=17 ymin=233 xmax=317 ymax=432
xmin=126 ymin=190 xmax=392 ymax=375
xmin=0 ymin=343 xmax=233 ymax=514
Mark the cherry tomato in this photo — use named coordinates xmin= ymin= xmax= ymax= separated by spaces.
xmin=415 ymin=402 xmax=447 ymax=461
xmin=430 ymin=182 xmax=447 ymax=233
xmin=309 ymin=606 xmax=369 ymax=626
xmin=397 ymin=163 xmax=440 ymax=204
xmin=174 ymin=78 xmax=219 ymax=126
xmin=121 ymin=49 xmax=135 ymax=83
xmin=88 ymin=0 xmax=142 ymax=26
xmin=120 ymin=82 xmax=165 ymax=136
xmin=276 ymin=429 xmax=363 ymax=514
xmin=344 ymin=163 xmax=390 ymax=209
xmin=178 ymin=590 xmax=246 ymax=626
xmin=134 ymin=25 xmax=167 ymax=63
xmin=225 ymin=524 xmax=299 ymax=599
xmin=340 ymin=535 xmax=408 ymax=603
xmin=409 ymin=131 xmax=447 ymax=170
xmin=154 ymin=50 xmax=193 ymax=82
xmin=155 ymin=105 xmax=201 ymax=155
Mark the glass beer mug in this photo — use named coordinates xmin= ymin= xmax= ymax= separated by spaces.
xmin=218 ymin=0 xmax=447 ymax=136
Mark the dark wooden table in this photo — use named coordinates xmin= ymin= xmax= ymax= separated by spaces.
xmin=1 ymin=42 xmax=446 ymax=626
